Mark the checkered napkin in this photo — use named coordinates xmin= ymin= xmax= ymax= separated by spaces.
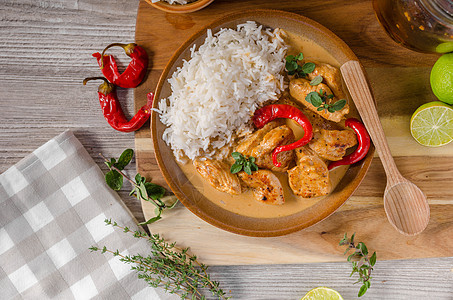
xmin=0 ymin=131 xmax=176 ymax=300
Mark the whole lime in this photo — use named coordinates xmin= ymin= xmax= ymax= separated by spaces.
xmin=430 ymin=53 xmax=453 ymax=104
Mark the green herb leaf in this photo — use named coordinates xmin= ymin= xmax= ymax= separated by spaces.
xmin=115 ymin=149 xmax=134 ymax=170
xmin=145 ymin=182 xmax=166 ymax=200
xmin=295 ymin=52 xmax=304 ymax=60
xmin=357 ymin=242 xmax=368 ymax=256
xmin=138 ymin=215 xmax=162 ymax=226
xmin=135 ymin=173 xmax=143 ymax=184
xmin=231 ymin=152 xmax=243 ymax=160
xmin=302 ymin=62 xmax=316 ymax=74
xmin=370 ymin=252 xmax=377 ymax=266
xmin=285 ymin=55 xmax=295 ymax=63
xmin=244 ymin=164 xmax=252 ymax=175
xmin=326 ymin=94 xmax=335 ymax=99
xmin=317 ymin=107 xmax=325 ymax=111
xmin=231 ymin=152 xmax=258 ymax=175
xmin=351 ymin=233 xmax=355 ymax=244
xmin=327 ymin=106 xmax=335 ymax=113
xmin=331 ymin=99 xmax=347 ymax=111
xmin=230 ymin=163 xmax=243 ymax=174
xmin=105 ymin=170 xmax=123 ymax=190
xmin=286 ymin=61 xmax=298 ymax=72
xmin=310 ymin=75 xmax=323 ymax=86
xmin=358 ymin=284 xmax=368 ymax=297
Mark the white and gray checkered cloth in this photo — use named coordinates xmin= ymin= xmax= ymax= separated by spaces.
xmin=0 ymin=130 xmax=176 ymax=300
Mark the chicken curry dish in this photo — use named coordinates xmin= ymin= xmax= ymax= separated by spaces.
xmin=173 ymin=29 xmax=370 ymax=218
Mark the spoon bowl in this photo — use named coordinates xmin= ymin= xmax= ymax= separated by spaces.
xmin=384 ymin=180 xmax=430 ymax=235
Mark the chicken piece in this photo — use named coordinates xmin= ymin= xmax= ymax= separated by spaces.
xmin=288 ymin=146 xmax=330 ymax=198
xmin=309 ymin=129 xmax=358 ymax=161
xmin=235 ymin=120 xmax=284 ymax=156
xmin=307 ymin=62 xmax=346 ymax=100
xmin=236 ymin=121 xmax=295 ymax=172
xmin=251 ymin=125 xmax=295 ymax=172
xmin=238 ymin=170 xmax=284 ymax=205
xmin=289 ymin=78 xmax=349 ymax=123
xmin=193 ymin=159 xmax=241 ymax=195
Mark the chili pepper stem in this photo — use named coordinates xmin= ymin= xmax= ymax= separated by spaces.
xmin=100 ymin=42 xmax=136 ymax=69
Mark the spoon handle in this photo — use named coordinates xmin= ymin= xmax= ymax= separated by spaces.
xmin=340 ymin=61 xmax=402 ymax=184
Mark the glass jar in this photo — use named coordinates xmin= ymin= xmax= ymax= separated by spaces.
xmin=373 ymin=0 xmax=453 ymax=53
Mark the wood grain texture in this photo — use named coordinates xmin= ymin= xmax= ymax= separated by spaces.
xmin=2 ymin=0 xmax=453 ymax=299
xmin=135 ymin=0 xmax=453 ymax=267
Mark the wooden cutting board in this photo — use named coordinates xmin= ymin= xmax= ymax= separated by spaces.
xmin=134 ymin=0 xmax=453 ymax=265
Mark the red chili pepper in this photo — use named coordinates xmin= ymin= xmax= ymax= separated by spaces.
xmin=328 ymin=118 xmax=371 ymax=170
xmin=83 ymin=77 xmax=153 ymax=132
xmin=92 ymin=43 xmax=148 ymax=89
xmin=252 ymin=104 xmax=313 ymax=167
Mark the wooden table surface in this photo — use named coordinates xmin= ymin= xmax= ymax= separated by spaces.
xmin=1 ymin=0 xmax=453 ymax=299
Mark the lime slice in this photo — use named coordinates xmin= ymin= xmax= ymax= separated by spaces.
xmin=301 ymin=287 xmax=344 ymax=300
xmin=410 ymin=101 xmax=453 ymax=147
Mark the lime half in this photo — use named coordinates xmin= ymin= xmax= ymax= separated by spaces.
xmin=410 ymin=101 xmax=453 ymax=147
xmin=302 ymin=287 xmax=344 ymax=300
xmin=430 ymin=53 xmax=453 ymax=104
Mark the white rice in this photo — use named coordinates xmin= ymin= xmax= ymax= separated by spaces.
xmin=158 ymin=21 xmax=287 ymax=162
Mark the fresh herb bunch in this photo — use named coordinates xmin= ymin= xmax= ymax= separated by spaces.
xmin=305 ymin=89 xmax=347 ymax=113
xmin=101 ymin=149 xmax=178 ymax=226
xmin=340 ymin=233 xmax=377 ymax=297
xmin=90 ymin=220 xmax=230 ymax=300
xmin=285 ymin=52 xmax=316 ymax=77
xmin=230 ymin=152 xmax=258 ymax=175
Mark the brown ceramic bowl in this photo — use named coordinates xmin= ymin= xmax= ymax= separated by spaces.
xmin=145 ymin=0 xmax=214 ymax=14
xmin=151 ymin=9 xmax=375 ymax=237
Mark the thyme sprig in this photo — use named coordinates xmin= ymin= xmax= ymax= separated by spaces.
xmin=340 ymin=233 xmax=377 ymax=297
xmin=305 ymin=89 xmax=347 ymax=113
xmin=90 ymin=219 xmax=230 ymax=300
xmin=100 ymin=149 xmax=178 ymax=226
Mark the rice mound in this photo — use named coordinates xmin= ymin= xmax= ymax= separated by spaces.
xmin=158 ymin=21 xmax=287 ymax=162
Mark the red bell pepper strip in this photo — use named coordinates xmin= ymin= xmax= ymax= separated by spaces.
xmin=92 ymin=43 xmax=148 ymax=88
xmin=83 ymin=77 xmax=153 ymax=132
xmin=328 ymin=118 xmax=371 ymax=170
xmin=252 ymin=104 xmax=313 ymax=167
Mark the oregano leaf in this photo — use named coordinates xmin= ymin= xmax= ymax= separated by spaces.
xmin=310 ymin=75 xmax=323 ymax=86
xmin=105 ymin=170 xmax=123 ymax=190
xmin=115 ymin=148 xmax=134 ymax=170
xmin=230 ymin=163 xmax=243 ymax=174
xmin=144 ymin=182 xmax=166 ymax=200
xmin=331 ymin=99 xmax=347 ymax=111
xmin=302 ymin=62 xmax=316 ymax=74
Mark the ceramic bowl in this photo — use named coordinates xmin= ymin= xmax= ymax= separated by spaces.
xmin=145 ymin=0 xmax=214 ymax=14
xmin=151 ymin=9 xmax=375 ymax=237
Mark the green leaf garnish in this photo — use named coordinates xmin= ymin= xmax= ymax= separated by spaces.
xmin=331 ymin=99 xmax=347 ymax=111
xmin=304 ymin=89 xmax=347 ymax=114
xmin=105 ymin=170 xmax=123 ymax=190
xmin=302 ymin=62 xmax=316 ymax=74
xmin=230 ymin=152 xmax=258 ymax=175
xmin=284 ymin=52 xmax=315 ymax=78
xmin=310 ymin=75 xmax=323 ymax=86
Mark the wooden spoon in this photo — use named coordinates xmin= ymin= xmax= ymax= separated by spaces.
xmin=341 ymin=60 xmax=430 ymax=236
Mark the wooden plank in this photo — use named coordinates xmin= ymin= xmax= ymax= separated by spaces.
xmin=134 ymin=0 xmax=453 ymax=265
xmin=3 ymin=0 xmax=453 ymax=298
